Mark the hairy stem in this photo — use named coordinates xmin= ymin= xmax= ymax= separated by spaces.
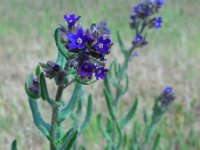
xmin=50 ymin=86 xmax=64 ymax=150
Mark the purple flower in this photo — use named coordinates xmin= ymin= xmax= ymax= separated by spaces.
xmin=95 ymin=67 xmax=109 ymax=80
xmin=29 ymin=78 xmax=40 ymax=95
xmin=97 ymin=21 xmax=111 ymax=35
xmin=135 ymin=34 xmax=143 ymax=42
xmin=78 ymin=61 xmax=95 ymax=78
xmin=43 ymin=61 xmax=67 ymax=86
xmin=155 ymin=17 xmax=162 ymax=29
xmin=161 ymin=86 xmax=176 ymax=106
xmin=63 ymin=14 xmax=81 ymax=26
xmin=134 ymin=3 xmax=144 ymax=13
xmin=94 ymin=36 xmax=111 ymax=54
xmin=157 ymin=0 xmax=165 ymax=6
xmin=68 ymin=28 xmax=88 ymax=50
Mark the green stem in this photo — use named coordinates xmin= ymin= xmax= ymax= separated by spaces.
xmin=50 ymin=86 xmax=64 ymax=150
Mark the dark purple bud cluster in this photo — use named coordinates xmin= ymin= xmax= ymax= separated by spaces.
xmin=152 ymin=86 xmax=175 ymax=123
xmin=61 ymin=14 xmax=113 ymax=80
xmin=43 ymin=61 xmax=67 ymax=86
xmin=130 ymin=0 xmax=164 ymax=46
xmin=160 ymin=86 xmax=176 ymax=107
xmin=29 ymin=78 xmax=40 ymax=96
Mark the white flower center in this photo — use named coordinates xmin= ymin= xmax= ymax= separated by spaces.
xmin=98 ymin=43 xmax=104 ymax=49
xmin=77 ymin=38 xmax=83 ymax=44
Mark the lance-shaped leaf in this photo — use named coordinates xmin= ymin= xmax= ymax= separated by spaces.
xmin=120 ymin=97 xmax=138 ymax=129
xmin=117 ymin=31 xmax=126 ymax=54
xmin=131 ymin=123 xmax=139 ymax=150
xmin=145 ymin=124 xmax=157 ymax=144
xmin=106 ymin=117 xmax=113 ymax=134
xmin=121 ymin=74 xmax=129 ymax=95
xmin=115 ymin=121 xmax=123 ymax=148
xmin=39 ymin=72 xmax=54 ymax=105
xmin=114 ymin=61 xmax=119 ymax=78
xmin=59 ymin=83 xmax=82 ymax=123
xmin=104 ymin=89 xmax=116 ymax=120
xmin=143 ymin=110 xmax=148 ymax=127
xmin=60 ymin=128 xmax=78 ymax=150
xmin=56 ymin=51 xmax=67 ymax=69
xmin=39 ymin=73 xmax=57 ymax=106
xmin=35 ymin=65 xmax=41 ymax=77
xmin=39 ymin=73 xmax=48 ymax=101
xmin=11 ymin=139 xmax=17 ymax=150
xmin=151 ymin=133 xmax=161 ymax=150
xmin=108 ymin=59 xmax=116 ymax=78
xmin=54 ymin=27 xmax=70 ymax=60
xmin=28 ymin=97 xmax=51 ymax=140
xmin=80 ymin=94 xmax=93 ymax=133
xmin=104 ymin=76 xmax=114 ymax=101
xmin=97 ymin=114 xmax=112 ymax=142
xmin=25 ymin=73 xmax=40 ymax=99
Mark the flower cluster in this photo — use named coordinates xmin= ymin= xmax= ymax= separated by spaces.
xmin=130 ymin=0 xmax=164 ymax=46
xmin=28 ymin=77 xmax=40 ymax=98
xmin=42 ymin=61 xmax=67 ymax=86
xmin=160 ymin=86 xmax=176 ymax=106
xmin=152 ymin=86 xmax=175 ymax=123
xmin=61 ymin=14 xmax=112 ymax=80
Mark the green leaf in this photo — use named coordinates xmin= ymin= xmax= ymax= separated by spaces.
xmin=54 ymin=27 xmax=70 ymax=60
xmin=25 ymin=82 xmax=40 ymax=99
xmin=121 ymin=74 xmax=129 ymax=95
xmin=35 ymin=65 xmax=41 ymax=77
xmin=114 ymin=61 xmax=119 ymax=78
xmin=104 ymin=76 xmax=114 ymax=100
xmin=58 ymin=128 xmax=74 ymax=146
xmin=80 ymin=94 xmax=93 ymax=133
xmin=11 ymin=139 xmax=17 ymax=150
xmin=104 ymin=89 xmax=116 ymax=120
xmin=131 ymin=123 xmax=139 ymax=150
xmin=40 ymin=72 xmax=49 ymax=101
xmin=145 ymin=124 xmax=157 ymax=144
xmin=108 ymin=59 xmax=116 ymax=78
xmin=143 ymin=110 xmax=148 ymax=127
xmin=97 ymin=114 xmax=112 ymax=142
xmin=151 ymin=134 xmax=161 ymax=150
xmin=56 ymin=51 xmax=66 ymax=69
xmin=120 ymin=97 xmax=138 ymax=128
xmin=60 ymin=129 xmax=78 ymax=150
xmin=59 ymin=83 xmax=82 ymax=123
xmin=28 ymin=98 xmax=51 ymax=140
xmin=25 ymin=74 xmax=40 ymax=99
xmin=117 ymin=31 xmax=126 ymax=54
xmin=106 ymin=117 xmax=113 ymax=134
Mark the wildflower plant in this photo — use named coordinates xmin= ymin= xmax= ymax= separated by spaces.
xmin=10 ymin=0 xmax=177 ymax=149
xmin=97 ymin=0 xmax=176 ymax=149
xmin=23 ymin=14 xmax=112 ymax=150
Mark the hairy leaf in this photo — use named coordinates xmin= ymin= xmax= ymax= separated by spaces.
xmin=120 ymin=97 xmax=138 ymax=128
xmin=80 ymin=94 xmax=93 ymax=133
xmin=97 ymin=114 xmax=112 ymax=142
xmin=151 ymin=134 xmax=161 ymax=150
xmin=54 ymin=27 xmax=70 ymax=60
xmin=11 ymin=139 xmax=17 ymax=150
xmin=59 ymin=83 xmax=82 ymax=123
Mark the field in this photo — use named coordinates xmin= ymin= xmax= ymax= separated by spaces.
xmin=0 ymin=0 xmax=200 ymax=149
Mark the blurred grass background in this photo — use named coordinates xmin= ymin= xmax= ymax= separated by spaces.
xmin=0 ymin=0 xmax=200 ymax=149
